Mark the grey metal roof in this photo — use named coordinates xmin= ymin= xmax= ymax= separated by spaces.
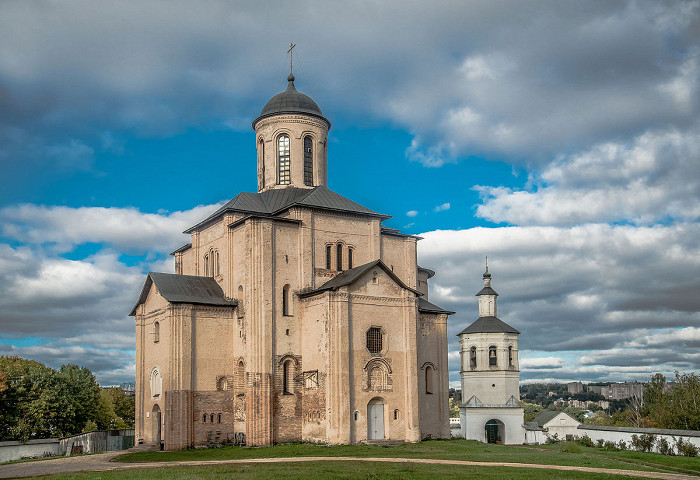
xmin=579 ymin=424 xmax=700 ymax=438
xmin=418 ymin=297 xmax=455 ymax=315
xmin=253 ymin=75 xmax=330 ymax=129
xmin=129 ymin=272 xmax=236 ymax=316
xmin=169 ymin=243 xmax=192 ymax=255
xmin=458 ymin=316 xmax=520 ymax=335
xmin=532 ymin=410 xmax=562 ymax=427
xmin=298 ymin=259 xmax=420 ymax=298
xmin=417 ymin=266 xmax=435 ymax=278
xmin=380 ymin=226 xmax=422 ymax=240
xmin=185 ymin=186 xmax=388 ymax=233
xmin=524 ymin=421 xmax=544 ymax=431
xmin=476 ymin=286 xmax=499 ymax=296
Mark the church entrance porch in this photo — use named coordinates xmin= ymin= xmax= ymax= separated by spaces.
xmin=485 ymin=419 xmax=504 ymax=444
xmin=367 ymin=398 xmax=385 ymax=440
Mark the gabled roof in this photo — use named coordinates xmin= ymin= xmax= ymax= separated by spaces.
xmin=185 ymin=186 xmax=389 ymax=233
xmin=531 ymin=410 xmax=562 ymax=427
xmin=459 ymin=316 xmax=520 ymax=335
xmin=129 ymin=272 xmax=236 ymax=316
xmin=297 ymin=259 xmax=420 ymax=298
xmin=418 ymin=297 xmax=455 ymax=315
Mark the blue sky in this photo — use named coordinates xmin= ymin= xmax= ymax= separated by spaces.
xmin=1 ymin=0 xmax=699 ymax=387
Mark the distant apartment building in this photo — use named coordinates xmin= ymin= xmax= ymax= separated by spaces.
xmin=566 ymin=381 xmax=584 ymax=395
xmin=601 ymin=382 xmax=645 ymax=400
xmin=554 ymin=398 xmax=610 ymax=410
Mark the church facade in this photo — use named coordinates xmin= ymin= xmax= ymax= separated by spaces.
xmin=130 ymin=73 xmax=454 ymax=449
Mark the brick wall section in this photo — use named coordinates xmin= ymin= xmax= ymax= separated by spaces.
xmin=301 ymin=387 xmax=327 ymax=442
xmin=273 ymin=355 xmax=303 ymax=442
xmin=164 ymin=390 xmax=193 ymax=451
xmin=192 ymin=390 xmax=236 ymax=446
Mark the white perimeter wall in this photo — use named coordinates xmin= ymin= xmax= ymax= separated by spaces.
xmin=577 ymin=427 xmax=700 ymax=454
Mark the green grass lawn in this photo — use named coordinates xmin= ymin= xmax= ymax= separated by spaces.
xmin=33 ymin=460 xmax=654 ymax=480
xmin=115 ymin=439 xmax=700 ymax=475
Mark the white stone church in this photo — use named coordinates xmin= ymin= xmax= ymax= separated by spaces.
xmin=130 ymin=72 xmax=456 ymax=449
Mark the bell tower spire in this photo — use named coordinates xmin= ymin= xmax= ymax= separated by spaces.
xmin=477 ymin=257 xmax=498 ymax=317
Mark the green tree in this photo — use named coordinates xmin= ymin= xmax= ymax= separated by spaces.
xmin=0 ymin=356 xmax=104 ymax=441
xmin=668 ymin=371 xmax=700 ymax=430
xmin=523 ymin=403 xmax=543 ymax=422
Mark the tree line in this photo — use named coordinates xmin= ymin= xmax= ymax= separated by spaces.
xmin=0 ymin=356 xmax=134 ymax=442
xmin=523 ymin=372 xmax=699 ymax=431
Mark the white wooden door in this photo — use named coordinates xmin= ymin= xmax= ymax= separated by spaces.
xmin=367 ymin=403 xmax=384 ymax=440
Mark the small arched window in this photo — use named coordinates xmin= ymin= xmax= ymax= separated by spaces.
xmin=259 ymin=138 xmax=265 ymax=186
xmin=470 ymin=346 xmax=477 ymax=369
xmin=348 ymin=248 xmax=354 ymax=269
xmin=508 ymin=346 xmax=514 ymax=367
xmin=394 ymin=409 xmax=399 ymax=420
xmin=303 ymin=136 xmax=313 ymax=186
xmin=282 ymin=284 xmax=292 ymax=316
xmin=210 ymin=414 xmax=214 ymax=423
xmin=237 ymin=361 xmax=246 ymax=391
xmin=204 ymin=253 xmax=210 ymax=276
xmin=489 ymin=346 xmax=497 ymax=367
xmin=337 ymin=244 xmax=343 ymax=271
xmin=326 ymin=245 xmax=332 ymax=269
xmin=214 ymin=250 xmax=219 ymax=276
xmin=217 ymin=377 xmax=228 ymax=391
xmin=366 ymin=327 xmax=382 ymax=354
xmin=217 ymin=413 xmax=222 ymax=423
xmin=153 ymin=321 xmax=160 ymax=343
xmin=237 ymin=285 xmax=244 ymax=318
xmin=150 ymin=366 xmax=162 ymax=398
xmin=203 ymin=414 xmax=207 ymax=423
xmin=283 ymin=359 xmax=293 ymax=394
xmin=277 ymin=134 xmax=291 ymax=185
xmin=425 ymin=366 xmax=434 ymax=394
xmin=354 ymin=411 xmax=359 ymax=421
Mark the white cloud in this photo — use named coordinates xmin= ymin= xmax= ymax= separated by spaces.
xmin=520 ymin=357 xmax=566 ymax=369
xmin=0 ymin=202 xmax=222 ymax=252
xmin=420 ymin=222 xmax=700 ymax=383
xmin=406 ymin=210 xmax=418 ymax=217
xmin=475 ymin=126 xmax=700 ymax=226
xmin=434 ymin=202 xmax=450 ymax=212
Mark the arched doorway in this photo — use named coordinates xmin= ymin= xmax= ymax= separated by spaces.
xmin=152 ymin=404 xmax=161 ymax=446
xmin=367 ymin=397 xmax=385 ymax=440
xmin=484 ymin=419 xmax=504 ymax=444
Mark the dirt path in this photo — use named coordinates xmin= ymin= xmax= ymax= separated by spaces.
xmin=1 ymin=453 xmax=698 ymax=480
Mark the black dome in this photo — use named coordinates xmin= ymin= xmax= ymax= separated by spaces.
xmin=253 ymin=74 xmax=330 ymax=128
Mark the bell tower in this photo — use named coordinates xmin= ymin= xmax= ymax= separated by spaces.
xmin=252 ymin=73 xmax=330 ymax=193
xmin=458 ymin=265 xmax=525 ymax=444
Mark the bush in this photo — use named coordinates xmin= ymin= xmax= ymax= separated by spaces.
xmin=596 ymin=439 xmax=605 ymax=448
xmin=631 ymin=433 xmax=656 ymax=453
xmin=560 ymin=441 xmax=581 ymax=453
xmin=545 ymin=433 xmax=560 ymax=444
xmin=578 ymin=434 xmax=594 ymax=447
xmin=617 ymin=440 xmax=627 ymax=451
xmin=674 ymin=437 xmax=698 ymax=457
xmin=603 ymin=440 xmax=619 ymax=451
xmin=656 ymin=437 xmax=673 ymax=456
